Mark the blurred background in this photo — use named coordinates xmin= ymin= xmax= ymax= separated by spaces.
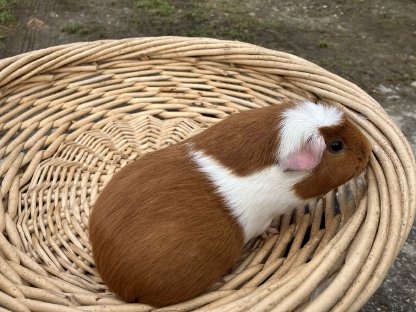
xmin=0 ymin=0 xmax=415 ymax=310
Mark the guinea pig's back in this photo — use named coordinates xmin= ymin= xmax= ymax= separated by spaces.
xmin=89 ymin=144 xmax=244 ymax=307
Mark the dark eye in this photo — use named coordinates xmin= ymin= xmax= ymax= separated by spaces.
xmin=328 ymin=139 xmax=344 ymax=154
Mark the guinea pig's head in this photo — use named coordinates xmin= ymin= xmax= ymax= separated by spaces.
xmin=278 ymin=100 xmax=371 ymax=200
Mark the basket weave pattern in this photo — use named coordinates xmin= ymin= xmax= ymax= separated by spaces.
xmin=0 ymin=37 xmax=414 ymax=312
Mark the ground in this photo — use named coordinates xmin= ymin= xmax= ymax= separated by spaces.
xmin=0 ymin=0 xmax=415 ymax=311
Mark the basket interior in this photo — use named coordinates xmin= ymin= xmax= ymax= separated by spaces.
xmin=18 ymin=112 xmax=365 ymax=293
xmin=18 ymin=113 xmax=366 ymax=307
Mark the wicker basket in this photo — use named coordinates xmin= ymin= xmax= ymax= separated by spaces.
xmin=0 ymin=37 xmax=414 ymax=312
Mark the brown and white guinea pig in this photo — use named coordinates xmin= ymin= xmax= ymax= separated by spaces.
xmin=89 ymin=98 xmax=371 ymax=307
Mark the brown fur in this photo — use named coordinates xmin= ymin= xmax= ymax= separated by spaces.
xmin=189 ymin=102 xmax=294 ymax=175
xmin=89 ymin=144 xmax=244 ymax=307
xmin=294 ymin=116 xmax=371 ymax=199
xmin=89 ymin=100 xmax=370 ymax=307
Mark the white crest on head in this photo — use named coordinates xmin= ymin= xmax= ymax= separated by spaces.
xmin=189 ymin=147 xmax=307 ymax=242
xmin=278 ymin=100 xmax=343 ymax=169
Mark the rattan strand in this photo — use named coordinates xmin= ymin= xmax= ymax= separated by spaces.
xmin=0 ymin=37 xmax=414 ymax=312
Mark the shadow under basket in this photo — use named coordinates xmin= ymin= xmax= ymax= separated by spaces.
xmin=0 ymin=37 xmax=414 ymax=312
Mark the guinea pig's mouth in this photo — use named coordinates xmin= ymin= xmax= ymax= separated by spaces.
xmin=354 ymin=156 xmax=370 ymax=177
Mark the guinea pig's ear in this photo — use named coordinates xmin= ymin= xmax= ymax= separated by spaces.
xmin=281 ymin=135 xmax=326 ymax=171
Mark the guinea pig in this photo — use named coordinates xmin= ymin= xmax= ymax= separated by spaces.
xmin=89 ymin=98 xmax=371 ymax=307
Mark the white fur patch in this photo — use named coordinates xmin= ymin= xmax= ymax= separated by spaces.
xmin=278 ymin=101 xmax=343 ymax=166
xmin=190 ymin=148 xmax=308 ymax=242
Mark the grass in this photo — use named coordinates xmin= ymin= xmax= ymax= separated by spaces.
xmin=135 ymin=0 xmax=175 ymax=17
xmin=0 ymin=0 xmax=16 ymax=41
xmin=61 ymin=22 xmax=95 ymax=37
xmin=131 ymin=0 xmax=278 ymax=43
xmin=182 ymin=2 xmax=254 ymax=41
xmin=316 ymin=40 xmax=329 ymax=48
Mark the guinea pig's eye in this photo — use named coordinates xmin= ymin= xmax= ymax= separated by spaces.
xmin=328 ymin=139 xmax=344 ymax=154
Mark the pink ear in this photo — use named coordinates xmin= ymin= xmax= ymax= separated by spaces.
xmin=282 ymin=136 xmax=325 ymax=171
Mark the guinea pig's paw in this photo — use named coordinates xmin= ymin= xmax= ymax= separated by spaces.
xmin=261 ymin=226 xmax=279 ymax=240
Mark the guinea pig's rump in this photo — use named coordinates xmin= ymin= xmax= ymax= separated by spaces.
xmin=89 ymin=144 xmax=244 ymax=307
